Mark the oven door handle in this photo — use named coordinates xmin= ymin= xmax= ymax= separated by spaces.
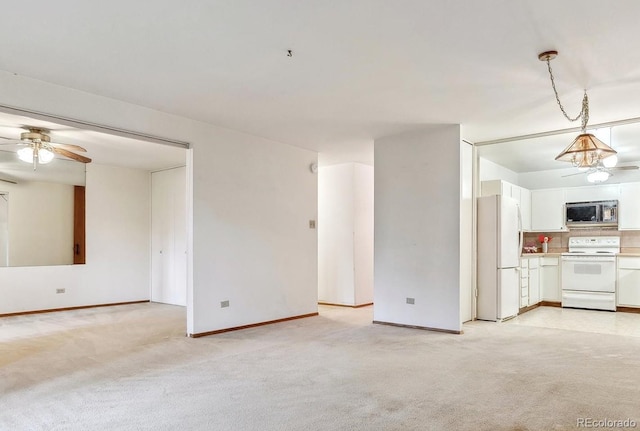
xmin=562 ymin=256 xmax=617 ymax=263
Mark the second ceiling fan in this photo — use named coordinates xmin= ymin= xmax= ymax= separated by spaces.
xmin=0 ymin=127 xmax=92 ymax=170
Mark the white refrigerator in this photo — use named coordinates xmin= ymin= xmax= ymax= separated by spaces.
xmin=477 ymin=195 xmax=522 ymax=321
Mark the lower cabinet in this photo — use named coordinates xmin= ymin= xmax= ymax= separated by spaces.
xmin=528 ymin=258 xmax=540 ymax=306
xmin=540 ymin=257 xmax=560 ymax=302
xmin=519 ymin=255 xmax=560 ymax=310
xmin=520 ymin=256 xmax=541 ymax=308
xmin=520 ymin=258 xmax=529 ymax=308
xmin=618 ymin=257 xmax=640 ymax=308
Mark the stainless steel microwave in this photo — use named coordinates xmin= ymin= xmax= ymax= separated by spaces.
xmin=565 ymin=200 xmax=618 ymax=228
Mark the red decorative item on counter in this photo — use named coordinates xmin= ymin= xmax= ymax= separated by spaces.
xmin=537 ymin=234 xmax=552 ymax=244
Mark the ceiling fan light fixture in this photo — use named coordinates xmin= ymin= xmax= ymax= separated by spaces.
xmin=587 ymin=170 xmax=610 ymax=183
xmin=602 ymin=154 xmax=618 ymax=168
xmin=38 ymin=147 xmax=54 ymax=164
xmin=16 ymin=143 xmax=54 ymax=166
xmin=17 ymin=147 xmax=34 ymax=163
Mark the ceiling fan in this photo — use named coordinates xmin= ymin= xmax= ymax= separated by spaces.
xmin=562 ymin=159 xmax=639 ymax=183
xmin=0 ymin=127 xmax=91 ymax=170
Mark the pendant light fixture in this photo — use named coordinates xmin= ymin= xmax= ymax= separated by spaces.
xmin=538 ymin=51 xmax=617 ymax=168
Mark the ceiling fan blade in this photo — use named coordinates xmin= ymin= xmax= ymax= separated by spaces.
xmin=561 ymin=171 xmax=589 ymax=177
xmin=0 ymin=136 xmax=25 ymax=145
xmin=610 ymin=165 xmax=639 ymax=171
xmin=0 ymin=177 xmax=17 ymax=184
xmin=49 ymin=142 xmax=87 ymax=152
xmin=51 ymin=147 xmax=92 ymax=163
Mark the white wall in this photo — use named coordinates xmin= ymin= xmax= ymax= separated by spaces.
xmin=374 ymin=126 xmax=463 ymax=333
xmin=353 ymin=163 xmax=374 ymax=305
xmin=0 ymin=193 xmax=7 ymax=266
xmin=318 ymin=164 xmax=355 ymax=304
xmin=190 ymin=133 xmax=317 ymax=333
xmin=0 ymin=71 xmax=318 ymax=334
xmin=318 ymin=163 xmax=374 ymax=306
xmin=3 ymin=181 xmax=74 ymax=266
xmin=479 ymin=157 xmax=519 ymax=184
xmin=460 ymin=142 xmax=474 ymax=323
xmin=0 ymin=164 xmax=151 ymax=313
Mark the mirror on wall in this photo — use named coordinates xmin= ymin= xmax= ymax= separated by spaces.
xmin=0 ymin=107 xmax=188 ymax=268
xmin=0 ymin=149 xmax=86 ymax=267
xmin=477 ymin=122 xmax=640 ymax=189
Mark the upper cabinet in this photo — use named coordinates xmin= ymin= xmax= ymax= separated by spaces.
xmin=619 ymin=183 xmax=640 ymax=230
xmin=520 ymin=188 xmax=531 ymax=233
xmin=481 ymin=179 xmax=640 ymax=232
xmin=531 ymin=188 xmax=566 ymax=232
xmin=564 ymin=184 xmax=620 ymax=203
xmin=481 ymin=180 xmax=531 ymax=231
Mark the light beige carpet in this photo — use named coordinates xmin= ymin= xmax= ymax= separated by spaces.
xmin=1 ymin=303 xmax=640 ymax=431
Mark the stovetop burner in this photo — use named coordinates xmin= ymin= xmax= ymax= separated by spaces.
xmin=564 ymin=236 xmax=620 ymax=255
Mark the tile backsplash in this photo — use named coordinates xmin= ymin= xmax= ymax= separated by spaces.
xmin=523 ymin=229 xmax=640 ymax=253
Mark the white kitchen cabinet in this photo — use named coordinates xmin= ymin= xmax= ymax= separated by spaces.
xmin=520 ymin=187 xmax=531 ymax=232
xmin=619 ymin=183 xmax=640 ymax=230
xmin=519 ymin=256 xmax=541 ymax=308
xmin=564 ymin=184 xmax=620 ymax=203
xmin=540 ymin=256 xmax=560 ymax=302
xmin=520 ymin=258 xmax=529 ymax=308
xmin=481 ymin=180 xmax=531 ymax=231
xmin=531 ymin=188 xmax=566 ymax=232
xmin=481 ymin=179 xmax=510 ymax=197
xmin=528 ymin=257 xmax=540 ymax=306
xmin=617 ymin=257 xmax=640 ymax=308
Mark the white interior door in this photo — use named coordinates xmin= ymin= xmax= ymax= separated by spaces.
xmin=151 ymin=167 xmax=187 ymax=306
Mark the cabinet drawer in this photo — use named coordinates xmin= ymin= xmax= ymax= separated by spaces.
xmin=520 ymin=296 xmax=528 ymax=308
xmin=520 ymin=277 xmax=529 ymax=288
xmin=521 ymin=287 xmax=529 ymax=298
xmin=528 ymin=259 xmax=539 ymax=269
xmin=520 ymin=259 xmax=529 ymax=269
xmin=618 ymin=257 xmax=640 ymax=270
xmin=540 ymin=257 xmax=559 ymax=266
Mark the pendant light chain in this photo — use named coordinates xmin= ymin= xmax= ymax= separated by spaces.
xmin=545 ymin=58 xmax=589 ymax=132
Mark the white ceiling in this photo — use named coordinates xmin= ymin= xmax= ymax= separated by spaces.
xmin=2 ymin=1 xmax=640 ymax=168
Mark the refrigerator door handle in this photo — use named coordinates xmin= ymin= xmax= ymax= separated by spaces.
xmin=517 ymin=204 xmax=523 ymax=256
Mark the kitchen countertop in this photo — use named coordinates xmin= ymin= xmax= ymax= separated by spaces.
xmin=521 ymin=252 xmax=640 ymax=257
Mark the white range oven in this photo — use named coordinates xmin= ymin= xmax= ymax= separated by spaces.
xmin=561 ymin=236 xmax=619 ymax=311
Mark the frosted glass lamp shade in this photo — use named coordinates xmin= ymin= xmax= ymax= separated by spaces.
xmin=587 ymin=170 xmax=610 ymax=183
xmin=602 ymin=155 xmax=618 ymax=168
xmin=38 ymin=148 xmax=54 ymax=164
xmin=16 ymin=145 xmax=54 ymax=164
xmin=17 ymin=147 xmax=34 ymax=163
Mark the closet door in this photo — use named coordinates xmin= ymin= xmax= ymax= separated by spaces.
xmin=151 ymin=167 xmax=187 ymax=306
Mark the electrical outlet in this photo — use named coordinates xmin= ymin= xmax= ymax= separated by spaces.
xmin=56 ymin=288 xmax=66 ymax=294
xmin=309 ymin=220 xmax=316 ymax=229
xmin=220 ymin=300 xmax=230 ymax=308
xmin=406 ymin=297 xmax=415 ymax=305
